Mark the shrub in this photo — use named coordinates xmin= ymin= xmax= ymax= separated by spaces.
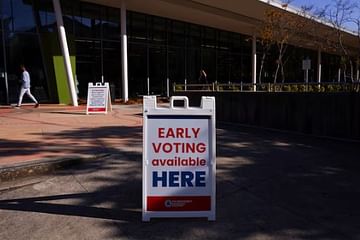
xmin=282 ymin=85 xmax=291 ymax=91
xmin=175 ymin=85 xmax=184 ymax=91
xmin=299 ymin=85 xmax=306 ymax=92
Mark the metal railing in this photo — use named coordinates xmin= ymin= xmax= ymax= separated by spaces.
xmin=173 ymin=82 xmax=360 ymax=93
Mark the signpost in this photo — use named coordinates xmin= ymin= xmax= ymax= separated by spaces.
xmin=86 ymin=82 xmax=112 ymax=115
xmin=302 ymin=59 xmax=311 ymax=84
xmin=142 ymin=96 xmax=216 ymax=221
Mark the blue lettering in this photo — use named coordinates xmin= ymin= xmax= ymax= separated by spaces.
xmin=153 ymin=171 xmax=167 ymax=187
xmin=169 ymin=171 xmax=179 ymax=187
xmin=152 ymin=171 xmax=206 ymax=187
xmin=195 ymin=171 xmax=206 ymax=187
xmin=181 ymin=171 xmax=194 ymax=187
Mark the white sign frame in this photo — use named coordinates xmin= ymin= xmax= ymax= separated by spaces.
xmin=142 ymin=96 xmax=216 ymax=222
xmin=86 ymin=82 xmax=112 ymax=115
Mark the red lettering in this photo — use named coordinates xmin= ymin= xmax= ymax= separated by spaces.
xmin=166 ymin=128 xmax=175 ymax=138
xmin=163 ymin=143 xmax=172 ymax=153
xmin=152 ymin=159 xmax=159 ymax=166
xmin=192 ymin=128 xmax=200 ymax=138
xmin=196 ymin=143 xmax=206 ymax=153
xmin=153 ymin=142 xmax=206 ymax=153
xmin=152 ymin=143 xmax=161 ymax=153
xmin=176 ymin=128 xmax=184 ymax=138
xmin=158 ymin=128 xmax=165 ymax=138
xmin=151 ymin=157 xmax=207 ymax=167
xmin=157 ymin=128 xmax=202 ymax=139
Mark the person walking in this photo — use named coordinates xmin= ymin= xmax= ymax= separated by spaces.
xmin=198 ymin=69 xmax=208 ymax=84
xmin=16 ymin=65 xmax=39 ymax=108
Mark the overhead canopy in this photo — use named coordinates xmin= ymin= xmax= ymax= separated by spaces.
xmin=83 ymin=0 xmax=359 ymax=53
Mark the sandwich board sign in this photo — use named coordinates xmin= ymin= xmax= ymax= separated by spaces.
xmin=86 ymin=82 xmax=112 ymax=114
xmin=142 ymin=96 xmax=216 ymax=221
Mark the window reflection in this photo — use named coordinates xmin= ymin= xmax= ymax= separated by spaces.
xmin=1 ymin=0 xmax=13 ymax=32
xmin=12 ymin=0 xmax=36 ymax=32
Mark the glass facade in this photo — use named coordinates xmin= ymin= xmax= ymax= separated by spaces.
xmin=126 ymin=11 xmax=253 ymax=96
xmin=0 ymin=0 xmax=344 ymax=104
xmin=1 ymin=0 xmax=48 ymax=104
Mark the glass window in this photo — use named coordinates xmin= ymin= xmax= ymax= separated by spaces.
xmin=0 ymin=30 xmax=5 ymax=104
xmin=149 ymin=46 xmax=166 ymax=94
xmin=186 ymin=49 xmax=201 ymax=83
xmin=129 ymin=12 xmax=147 ymax=43
xmin=1 ymin=0 xmax=12 ymax=32
xmin=241 ymin=54 xmax=251 ymax=82
xmin=128 ymin=43 xmax=147 ymax=96
xmin=231 ymin=53 xmax=242 ymax=82
xmin=102 ymin=7 xmax=120 ymax=40
xmin=187 ymin=24 xmax=201 ymax=48
xmin=168 ymin=47 xmax=184 ymax=83
xmin=78 ymin=3 xmax=101 ymax=38
xmin=232 ymin=33 xmax=243 ymax=53
xmin=202 ymin=48 xmax=216 ymax=82
xmin=60 ymin=0 xmax=76 ymax=35
xmin=39 ymin=10 xmax=56 ymax=33
xmin=217 ymin=50 xmax=231 ymax=83
xmin=6 ymin=33 xmax=48 ymax=102
xmin=76 ymin=39 xmax=101 ymax=96
xmin=169 ymin=20 xmax=185 ymax=46
xmin=218 ymin=30 xmax=229 ymax=50
xmin=31 ymin=0 xmax=57 ymax=33
xmin=203 ymin=27 xmax=216 ymax=48
xmin=149 ymin=17 xmax=166 ymax=44
xmin=103 ymin=41 xmax=121 ymax=97
xmin=12 ymin=0 xmax=36 ymax=32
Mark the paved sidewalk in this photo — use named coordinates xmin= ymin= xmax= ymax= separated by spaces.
xmin=0 ymin=103 xmax=360 ymax=239
xmin=0 ymin=104 xmax=142 ymax=167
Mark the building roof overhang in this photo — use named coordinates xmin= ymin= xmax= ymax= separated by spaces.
xmin=82 ymin=0 xmax=359 ymax=54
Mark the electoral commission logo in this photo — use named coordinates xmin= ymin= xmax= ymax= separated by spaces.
xmin=164 ymin=199 xmax=192 ymax=208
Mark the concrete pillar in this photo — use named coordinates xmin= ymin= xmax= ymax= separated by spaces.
xmin=317 ymin=49 xmax=322 ymax=84
xmin=52 ymin=0 xmax=78 ymax=106
xmin=121 ymin=0 xmax=128 ymax=102
xmin=252 ymin=35 xmax=257 ymax=91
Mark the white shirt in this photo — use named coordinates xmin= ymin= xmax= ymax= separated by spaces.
xmin=22 ymin=70 xmax=31 ymax=88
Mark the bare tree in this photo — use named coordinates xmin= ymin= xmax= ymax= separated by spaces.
xmin=262 ymin=4 xmax=306 ymax=83
xmin=320 ymin=0 xmax=357 ymax=82
xmin=351 ymin=4 xmax=360 ymax=81
xmin=258 ymin=19 xmax=274 ymax=84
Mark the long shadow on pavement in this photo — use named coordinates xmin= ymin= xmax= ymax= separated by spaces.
xmin=0 ymin=124 xmax=360 ymax=239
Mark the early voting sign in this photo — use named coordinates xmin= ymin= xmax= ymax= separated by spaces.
xmin=142 ymin=96 xmax=216 ymax=221
xmin=86 ymin=82 xmax=112 ymax=114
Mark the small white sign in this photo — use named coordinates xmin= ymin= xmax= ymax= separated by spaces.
xmin=302 ymin=59 xmax=311 ymax=70
xmin=143 ymin=96 xmax=216 ymax=222
xmin=86 ymin=82 xmax=112 ymax=115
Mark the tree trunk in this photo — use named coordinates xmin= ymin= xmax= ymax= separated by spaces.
xmin=274 ymin=62 xmax=280 ymax=83
xmin=357 ymin=60 xmax=360 ymax=82
xmin=281 ymin=60 xmax=285 ymax=83
xmin=259 ymin=53 xmax=266 ymax=84
xmin=349 ymin=59 xmax=354 ymax=83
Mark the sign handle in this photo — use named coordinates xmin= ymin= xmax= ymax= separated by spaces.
xmin=170 ymin=96 xmax=189 ymax=109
